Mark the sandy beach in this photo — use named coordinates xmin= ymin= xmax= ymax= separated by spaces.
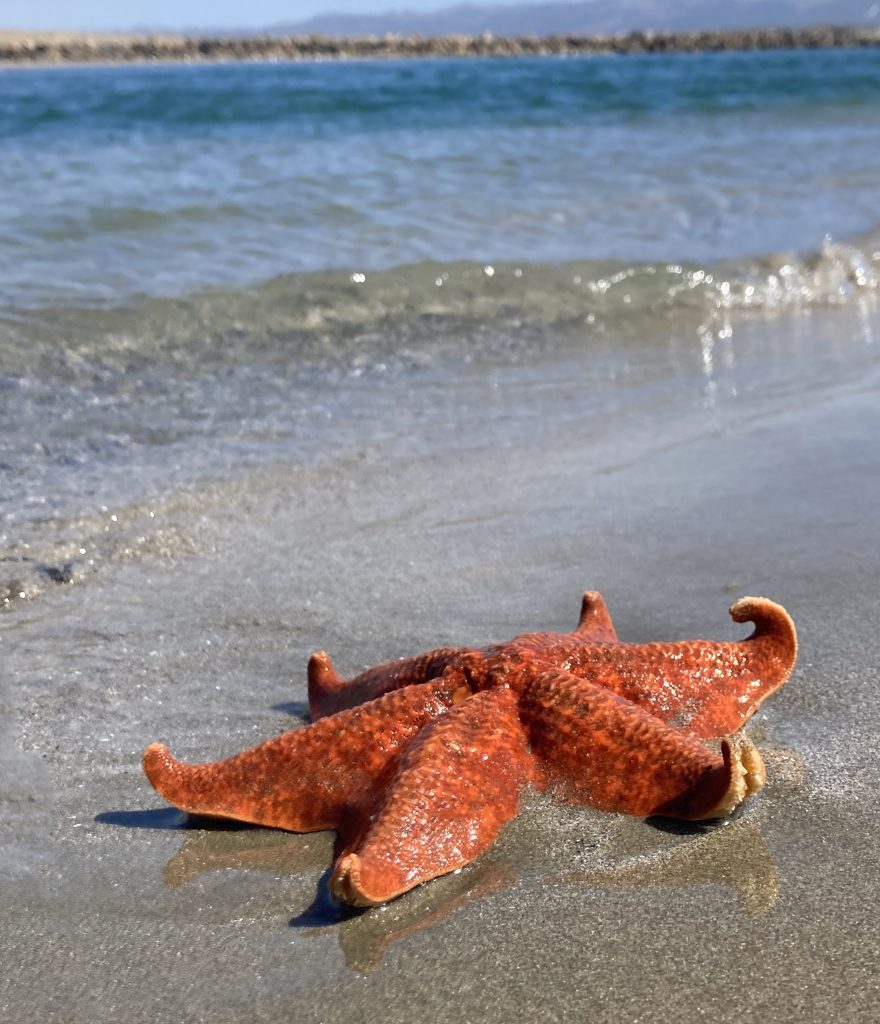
xmin=2 ymin=294 xmax=878 ymax=1021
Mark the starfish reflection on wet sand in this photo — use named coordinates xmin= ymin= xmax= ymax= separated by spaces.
xmin=162 ymin=813 xmax=782 ymax=972
xmin=143 ymin=591 xmax=797 ymax=906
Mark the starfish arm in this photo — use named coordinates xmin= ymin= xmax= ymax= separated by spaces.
xmin=574 ymin=590 xmax=618 ymax=642
xmin=520 ymin=670 xmax=765 ymax=820
xmin=142 ymin=681 xmax=457 ymax=833
xmin=329 ymin=687 xmax=534 ymax=906
xmin=687 ymin=596 xmax=797 ymax=736
xmin=490 ymin=593 xmax=617 ymax=666
xmin=562 ymin=597 xmax=797 ymax=737
xmin=307 ymin=646 xmax=465 ymax=719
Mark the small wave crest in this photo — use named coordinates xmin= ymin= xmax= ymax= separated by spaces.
xmin=2 ymin=230 xmax=877 ymax=384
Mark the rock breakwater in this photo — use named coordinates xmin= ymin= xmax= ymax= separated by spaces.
xmin=2 ymin=25 xmax=879 ymax=65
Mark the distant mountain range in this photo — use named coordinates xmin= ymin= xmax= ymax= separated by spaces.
xmin=276 ymin=1 xmax=880 ymax=37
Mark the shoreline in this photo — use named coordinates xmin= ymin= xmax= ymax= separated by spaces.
xmin=2 ymin=24 xmax=880 ymax=66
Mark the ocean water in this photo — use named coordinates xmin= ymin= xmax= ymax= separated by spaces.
xmin=2 ymin=49 xmax=880 ymax=304
xmin=1 ymin=48 xmax=880 ymax=594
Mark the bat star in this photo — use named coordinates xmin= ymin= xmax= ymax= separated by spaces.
xmin=143 ymin=592 xmax=797 ymax=906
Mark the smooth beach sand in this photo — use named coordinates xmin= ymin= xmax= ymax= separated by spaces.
xmin=1 ymin=302 xmax=878 ymax=1022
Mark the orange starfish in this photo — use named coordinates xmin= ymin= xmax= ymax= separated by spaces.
xmin=143 ymin=592 xmax=796 ymax=906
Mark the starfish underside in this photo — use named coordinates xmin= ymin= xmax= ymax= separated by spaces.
xmin=143 ymin=592 xmax=797 ymax=906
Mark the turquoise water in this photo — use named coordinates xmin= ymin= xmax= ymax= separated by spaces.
xmin=1 ymin=50 xmax=879 ymax=306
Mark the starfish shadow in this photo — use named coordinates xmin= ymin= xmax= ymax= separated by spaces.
xmin=270 ymin=699 xmax=311 ymax=720
xmin=95 ymin=808 xmax=254 ymax=831
xmin=96 ymin=808 xmax=190 ymax=830
xmin=290 ymin=869 xmax=365 ymax=929
xmin=292 ymin=856 xmax=517 ymax=973
xmin=645 ymin=815 xmax=730 ymax=836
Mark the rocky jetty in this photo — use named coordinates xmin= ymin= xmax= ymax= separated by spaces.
xmin=1 ymin=25 xmax=879 ymax=65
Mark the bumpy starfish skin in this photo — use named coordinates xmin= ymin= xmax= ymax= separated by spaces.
xmin=331 ymin=687 xmax=535 ymax=905
xmin=308 ymin=647 xmax=464 ymax=720
xmin=306 ymin=591 xmax=619 ymax=720
xmin=143 ymin=680 xmax=459 ymax=834
xmin=143 ymin=591 xmax=797 ymax=906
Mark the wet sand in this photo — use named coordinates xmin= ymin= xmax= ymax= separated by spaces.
xmin=1 ymin=302 xmax=879 ymax=1022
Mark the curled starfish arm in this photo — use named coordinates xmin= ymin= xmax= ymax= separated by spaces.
xmin=143 ymin=681 xmax=457 ymax=833
xmin=686 ymin=596 xmax=798 ymax=737
xmin=308 ymin=646 xmax=465 ymax=719
xmin=520 ymin=670 xmax=765 ymax=820
xmin=330 ymin=687 xmax=534 ymax=906
xmin=561 ymin=597 xmax=797 ymax=737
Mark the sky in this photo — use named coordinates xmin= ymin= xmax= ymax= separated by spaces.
xmin=4 ymin=0 xmax=526 ymax=33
